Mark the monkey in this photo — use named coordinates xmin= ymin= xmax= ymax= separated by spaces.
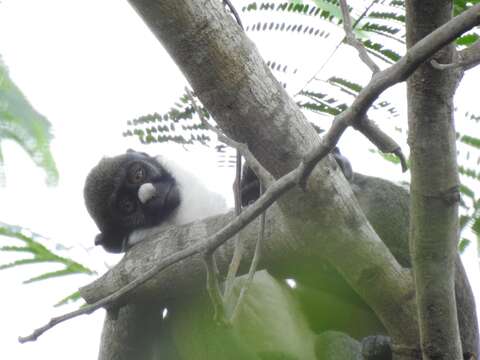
xmin=239 ymin=147 xmax=353 ymax=206
xmin=84 ymin=149 xmax=227 ymax=253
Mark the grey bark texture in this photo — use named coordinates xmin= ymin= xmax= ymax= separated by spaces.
xmin=87 ymin=175 xmax=478 ymax=359
xmin=125 ymin=0 xmax=418 ymax=345
xmin=405 ymin=1 xmax=473 ymax=358
xmin=85 ymin=0 xmax=480 ymax=359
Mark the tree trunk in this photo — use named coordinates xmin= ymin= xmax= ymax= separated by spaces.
xmin=81 ymin=1 xmax=480 ymax=359
xmin=406 ymin=1 xmax=466 ymax=358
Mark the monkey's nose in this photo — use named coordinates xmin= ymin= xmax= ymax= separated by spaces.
xmin=138 ymin=183 xmax=157 ymax=204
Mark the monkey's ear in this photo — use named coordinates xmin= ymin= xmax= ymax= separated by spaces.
xmin=94 ymin=233 xmax=104 ymax=246
xmin=126 ymin=149 xmax=150 ymax=158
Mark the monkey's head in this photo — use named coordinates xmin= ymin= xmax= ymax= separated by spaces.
xmin=84 ymin=150 xmax=180 ymax=253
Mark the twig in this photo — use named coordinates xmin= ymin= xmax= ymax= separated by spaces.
xmin=353 ymin=117 xmax=408 ymax=172
xmin=430 ymin=59 xmax=461 ymax=70
xmin=339 ymin=0 xmax=380 ymax=74
xmin=299 ymin=3 xmax=480 ymax=185
xmin=431 ymin=39 xmax=480 ymax=71
xmin=203 ymin=250 xmax=227 ymax=324
xmin=296 ymin=0 xmax=378 ymax=96
xmin=229 ymin=183 xmax=266 ymax=322
xmin=18 ymin=304 xmax=97 ymax=343
xmin=234 ymin=150 xmax=242 ymax=216
xmin=458 ymin=39 xmax=480 ymax=71
xmin=224 ymin=151 xmax=244 ymax=301
xmin=185 ymin=87 xmax=274 ymax=187
xmin=185 ymin=88 xmax=263 ymax=307
xmin=223 ymin=0 xmax=244 ymax=30
xmin=20 ymin=5 xmax=480 ymax=343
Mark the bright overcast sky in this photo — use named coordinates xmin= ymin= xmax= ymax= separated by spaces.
xmin=0 ymin=1 xmax=479 ymax=359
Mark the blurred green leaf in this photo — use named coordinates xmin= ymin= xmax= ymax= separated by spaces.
xmin=459 ymin=238 xmax=471 ymax=253
xmin=170 ymin=271 xmax=316 ymax=360
xmin=54 ymin=290 xmax=82 ymax=307
xmin=0 ymin=222 xmax=96 ymax=305
xmin=0 ymin=56 xmax=58 ymax=186
xmin=124 ymin=0 xmax=480 ymax=266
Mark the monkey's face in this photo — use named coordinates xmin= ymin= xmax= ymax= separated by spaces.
xmin=84 ymin=151 xmax=180 ymax=253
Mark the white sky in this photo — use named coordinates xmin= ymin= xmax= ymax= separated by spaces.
xmin=0 ymin=1 xmax=479 ymax=359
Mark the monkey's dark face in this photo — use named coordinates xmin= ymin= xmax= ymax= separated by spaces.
xmin=84 ymin=151 xmax=180 ymax=253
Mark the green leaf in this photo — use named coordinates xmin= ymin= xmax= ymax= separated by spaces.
xmin=458 ymin=238 xmax=471 ymax=253
xmin=460 ymin=134 xmax=480 ymax=150
xmin=54 ymin=291 xmax=83 ymax=307
xmin=456 ymin=33 xmax=479 ymax=46
xmin=226 ymin=271 xmax=317 ymax=360
xmin=0 ymin=222 xmax=96 ymax=280
xmin=169 ymin=271 xmax=316 ymax=360
xmin=459 ymin=184 xmax=475 ymax=200
xmin=473 ymin=217 xmax=480 ymax=237
xmin=454 ymin=0 xmax=480 ymax=16
xmin=0 ymin=257 xmax=46 ymax=270
xmin=0 ymin=56 xmax=59 ymax=186
xmin=24 ymin=268 xmax=77 ymax=284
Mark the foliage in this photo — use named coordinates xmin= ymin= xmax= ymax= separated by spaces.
xmin=0 ymin=55 xmax=59 ymax=186
xmin=125 ymin=0 xmax=480 ymax=251
xmin=0 ymin=51 xmax=88 ymax=304
xmin=165 ymin=271 xmax=317 ymax=360
xmin=0 ymin=222 xmax=96 ymax=305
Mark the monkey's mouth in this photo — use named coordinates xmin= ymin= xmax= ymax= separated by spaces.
xmin=138 ymin=181 xmax=180 ymax=214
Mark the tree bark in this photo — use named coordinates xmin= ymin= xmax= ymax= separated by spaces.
xmin=82 ymin=1 xmax=480 ymax=358
xmin=125 ymin=0 xmax=419 ymax=346
xmin=82 ymin=174 xmax=478 ymax=359
xmin=98 ymin=305 xmax=163 ymax=360
xmin=406 ymin=1 xmax=467 ymax=358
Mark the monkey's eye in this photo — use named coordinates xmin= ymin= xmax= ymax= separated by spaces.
xmin=117 ymin=195 xmax=137 ymax=214
xmin=127 ymin=163 xmax=146 ymax=184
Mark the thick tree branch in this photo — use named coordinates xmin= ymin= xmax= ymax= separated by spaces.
xmin=406 ymin=1 xmax=467 ymax=358
xmin=123 ymin=0 xmax=479 ymax=349
xmin=299 ymin=4 xmax=480 ymax=183
xmin=21 ymin=0 xmax=480 ymax=349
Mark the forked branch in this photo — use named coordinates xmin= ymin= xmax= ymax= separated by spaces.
xmin=19 ymin=2 xmax=480 ymax=344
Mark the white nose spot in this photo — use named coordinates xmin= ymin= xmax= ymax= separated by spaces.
xmin=138 ymin=183 xmax=156 ymax=204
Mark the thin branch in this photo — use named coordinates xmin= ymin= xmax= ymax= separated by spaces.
xmin=19 ymin=152 xmax=299 ymax=343
xmin=339 ymin=0 xmax=380 ymax=73
xmin=224 ymin=151 xmax=244 ymax=301
xmin=234 ymin=150 xmax=242 ymax=215
xmin=223 ymin=0 xmax=243 ymax=30
xmin=20 ymin=4 xmax=480 ymax=343
xmin=19 ymin=303 xmax=97 ymax=343
xmin=296 ymin=0 xmax=378 ymax=96
xmin=185 ymin=87 xmax=274 ymax=187
xmin=203 ymin=251 xmax=227 ymax=324
xmin=430 ymin=58 xmax=461 ymax=70
xmin=431 ymin=39 xmax=480 ymax=71
xmin=185 ymin=87 xmax=265 ymax=306
xmin=299 ymin=3 xmax=480 ymax=185
xmin=459 ymin=39 xmax=480 ymax=71
xmin=353 ymin=117 xmax=408 ymax=172
xmin=229 ymin=184 xmax=266 ymax=322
